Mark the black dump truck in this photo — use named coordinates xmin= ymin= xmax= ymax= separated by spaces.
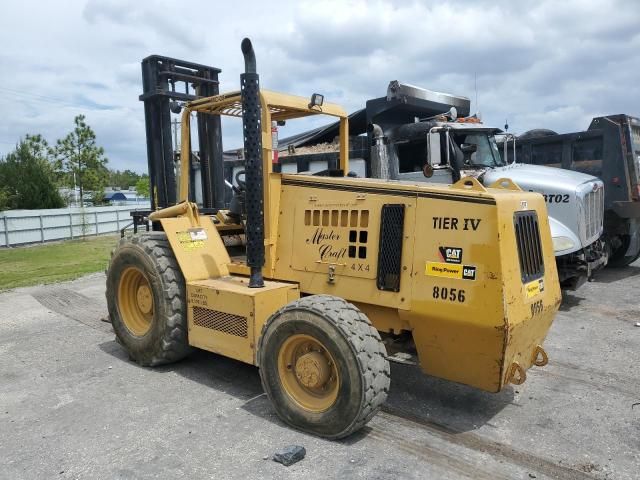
xmin=502 ymin=115 xmax=640 ymax=266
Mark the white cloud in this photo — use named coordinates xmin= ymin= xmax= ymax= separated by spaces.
xmin=0 ymin=0 xmax=638 ymax=172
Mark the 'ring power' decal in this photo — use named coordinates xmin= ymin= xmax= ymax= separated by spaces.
xmin=525 ymin=278 xmax=545 ymax=299
xmin=425 ymin=262 xmax=476 ymax=280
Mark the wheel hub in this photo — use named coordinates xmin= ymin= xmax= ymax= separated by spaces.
xmin=295 ymin=351 xmax=331 ymax=389
xmin=136 ymin=285 xmax=153 ymax=314
xmin=277 ymin=334 xmax=340 ymax=412
xmin=117 ymin=267 xmax=154 ymax=337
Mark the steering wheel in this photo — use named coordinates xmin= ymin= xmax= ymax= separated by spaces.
xmin=235 ymin=170 xmax=246 ymax=191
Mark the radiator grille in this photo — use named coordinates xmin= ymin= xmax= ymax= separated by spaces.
xmin=377 ymin=204 xmax=405 ymax=292
xmin=192 ymin=306 xmax=248 ymax=338
xmin=583 ymin=186 xmax=603 ymax=242
xmin=514 ymin=211 xmax=545 ymax=283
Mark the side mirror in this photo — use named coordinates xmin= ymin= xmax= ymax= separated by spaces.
xmin=428 ymin=132 xmax=441 ymax=164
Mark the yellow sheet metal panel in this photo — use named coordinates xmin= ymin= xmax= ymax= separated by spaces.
xmin=187 ymin=281 xmax=255 ymax=364
xmin=160 ymin=217 xmax=230 ymax=282
xmin=401 ymin=188 xmax=561 ymax=392
xmin=273 ymin=176 xmax=416 ymax=311
xmin=187 ymin=277 xmax=299 ymax=365
xmin=271 ymin=174 xmax=560 ymax=393
xmin=353 ymin=303 xmax=411 ymax=335
xmin=402 ymin=195 xmax=505 ymax=391
xmin=496 ymin=191 xmax=561 ymax=387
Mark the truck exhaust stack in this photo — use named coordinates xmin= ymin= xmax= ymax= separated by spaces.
xmin=368 ymin=123 xmax=398 ymax=180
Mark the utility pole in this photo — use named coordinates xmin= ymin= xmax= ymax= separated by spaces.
xmin=73 ymin=172 xmax=78 ymax=206
xmin=171 ymin=119 xmax=180 ymax=153
xmin=474 ymin=71 xmax=479 ymax=114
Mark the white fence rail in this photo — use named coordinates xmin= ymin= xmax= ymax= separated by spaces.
xmin=0 ymin=205 xmax=150 ymax=247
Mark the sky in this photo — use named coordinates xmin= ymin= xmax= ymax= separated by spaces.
xmin=0 ymin=0 xmax=638 ymax=173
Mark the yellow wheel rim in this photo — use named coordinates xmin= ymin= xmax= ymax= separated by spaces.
xmin=277 ymin=334 xmax=340 ymax=413
xmin=118 ymin=267 xmax=154 ymax=336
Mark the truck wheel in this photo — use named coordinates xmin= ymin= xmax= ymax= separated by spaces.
xmin=607 ymin=236 xmax=640 ymax=267
xmin=106 ymin=233 xmax=191 ymax=366
xmin=609 ymin=250 xmax=640 ymax=267
xmin=258 ymin=295 xmax=390 ymax=439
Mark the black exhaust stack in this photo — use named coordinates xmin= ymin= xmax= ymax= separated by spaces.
xmin=240 ymin=38 xmax=265 ymax=288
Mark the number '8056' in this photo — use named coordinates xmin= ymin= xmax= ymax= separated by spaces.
xmin=432 ymin=286 xmax=465 ymax=303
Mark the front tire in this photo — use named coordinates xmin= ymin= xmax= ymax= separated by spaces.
xmin=258 ymin=295 xmax=390 ymax=439
xmin=106 ymin=233 xmax=191 ymax=366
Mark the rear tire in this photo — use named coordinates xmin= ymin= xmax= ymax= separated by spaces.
xmin=607 ymin=235 xmax=640 ymax=267
xmin=258 ymin=295 xmax=390 ymax=439
xmin=106 ymin=233 xmax=191 ymax=366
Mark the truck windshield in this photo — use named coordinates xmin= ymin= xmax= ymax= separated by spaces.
xmin=453 ymin=132 xmax=505 ymax=168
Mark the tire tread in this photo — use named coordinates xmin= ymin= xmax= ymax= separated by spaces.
xmin=106 ymin=234 xmax=191 ymax=366
xmin=259 ymin=294 xmax=390 ymax=438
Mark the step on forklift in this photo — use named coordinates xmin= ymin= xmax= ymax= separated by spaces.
xmin=107 ymin=39 xmax=561 ymax=439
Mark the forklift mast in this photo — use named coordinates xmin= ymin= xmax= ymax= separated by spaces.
xmin=139 ymin=55 xmax=225 ymax=211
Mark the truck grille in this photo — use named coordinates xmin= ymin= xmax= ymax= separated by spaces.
xmin=514 ymin=211 xmax=544 ymax=283
xmin=583 ymin=187 xmax=604 ymax=242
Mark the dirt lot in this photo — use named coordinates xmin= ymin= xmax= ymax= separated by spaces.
xmin=0 ymin=267 xmax=639 ymax=479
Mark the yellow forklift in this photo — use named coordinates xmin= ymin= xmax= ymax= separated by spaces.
xmin=107 ymin=39 xmax=561 ymax=439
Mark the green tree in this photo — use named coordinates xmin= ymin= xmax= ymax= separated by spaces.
xmin=135 ymin=175 xmax=150 ymax=198
xmin=0 ymin=134 xmax=65 ymax=210
xmin=0 ymin=187 xmax=9 ymax=211
xmin=53 ymin=115 xmax=108 ymax=204
xmin=108 ymin=169 xmax=140 ymax=190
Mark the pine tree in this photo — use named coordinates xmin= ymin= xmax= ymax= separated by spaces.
xmin=52 ymin=115 xmax=109 ymax=204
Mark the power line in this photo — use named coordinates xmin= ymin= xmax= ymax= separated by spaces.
xmin=0 ymin=86 xmax=74 ymax=103
xmin=0 ymin=94 xmax=90 ymax=111
xmin=0 ymin=87 xmax=81 ymax=108
xmin=0 ymin=86 xmax=116 ymax=110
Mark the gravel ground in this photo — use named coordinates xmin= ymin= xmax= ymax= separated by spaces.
xmin=0 ymin=268 xmax=639 ymax=480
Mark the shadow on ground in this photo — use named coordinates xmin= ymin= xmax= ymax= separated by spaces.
xmin=559 ymin=291 xmax=585 ymax=311
xmin=591 ymin=265 xmax=640 ymax=284
xmin=99 ymin=340 xmax=514 ymax=439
